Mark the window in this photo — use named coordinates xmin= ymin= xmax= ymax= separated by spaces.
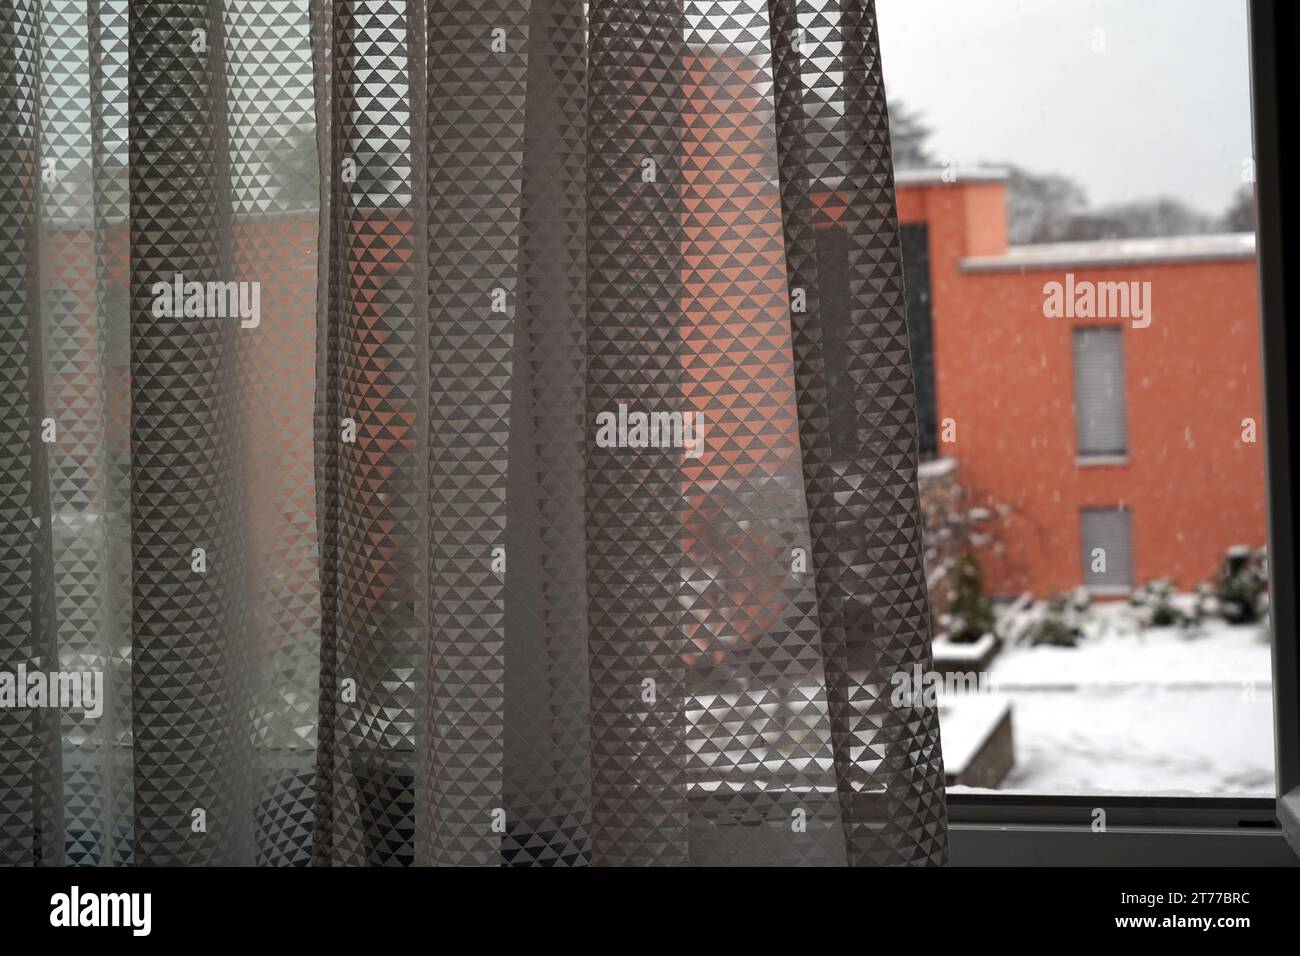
xmin=1079 ymin=506 xmax=1133 ymax=591
xmin=1072 ymin=327 xmax=1127 ymax=459
xmin=879 ymin=0 xmax=1277 ymax=808
xmin=901 ymin=223 xmax=937 ymax=457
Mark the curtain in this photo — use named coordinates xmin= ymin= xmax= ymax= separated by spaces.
xmin=0 ymin=0 xmax=946 ymax=867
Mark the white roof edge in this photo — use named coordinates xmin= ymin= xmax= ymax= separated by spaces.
xmin=895 ymin=165 xmax=1010 ymax=186
xmin=809 ymin=166 xmax=1010 ymax=192
xmin=918 ymin=456 xmax=958 ymax=479
xmin=959 ymin=232 xmax=1257 ymax=271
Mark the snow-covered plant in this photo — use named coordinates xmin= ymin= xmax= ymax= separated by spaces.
xmin=1129 ymin=578 xmax=1190 ymax=628
xmin=1215 ymin=545 xmax=1268 ymax=625
xmin=940 ymin=552 xmax=996 ymax=643
xmin=926 ymin=484 xmax=1020 ymax=580
xmin=1022 ymin=593 xmax=1084 ymax=647
xmin=1192 ymin=583 xmax=1218 ymax=622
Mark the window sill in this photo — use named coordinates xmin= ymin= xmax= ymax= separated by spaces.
xmin=947 ymin=794 xmax=1297 ymax=865
xmin=1076 ymin=455 xmax=1129 ymax=468
xmin=949 ymin=824 xmax=1297 ymax=865
xmin=1279 ymin=787 xmax=1300 ymax=857
xmin=1085 ymin=585 xmax=1132 ymax=597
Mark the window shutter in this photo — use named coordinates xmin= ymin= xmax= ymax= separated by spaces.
xmin=1073 ymin=327 xmax=1128 ymax=457
xmin=1080 ymin=507 xmax=1134 ymax=589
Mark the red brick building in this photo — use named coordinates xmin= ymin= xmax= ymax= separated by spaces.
xmin=895 ymin=168 xmax=1266 ymax=597
xmin=49 ymin=136 xmax=1264 ymax=616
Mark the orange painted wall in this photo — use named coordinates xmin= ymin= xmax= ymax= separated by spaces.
xmin=898 ymin=179 xmax=1267 ymax=597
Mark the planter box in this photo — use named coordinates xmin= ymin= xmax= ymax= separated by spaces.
xmin=931 ymin=631 xmax=1000 ymax=676
xmin=940 ymin=695 xmax=1014 ymax=789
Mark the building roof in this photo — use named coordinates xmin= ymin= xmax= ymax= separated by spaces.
xmin=894 ymin=165 xmax=1010 ymax=186
xmin=960 ymin=232 xmax=1256 ymax=272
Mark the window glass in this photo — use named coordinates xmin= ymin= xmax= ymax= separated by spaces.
xmin=880 ymin=0 xmax=1273 ymax=796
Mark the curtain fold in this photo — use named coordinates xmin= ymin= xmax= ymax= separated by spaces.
xmin=0 ymin=0 xmax=945 ymax=867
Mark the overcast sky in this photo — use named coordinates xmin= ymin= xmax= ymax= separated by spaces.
xmin=874 ymin=0 xmax=1253 ymax=216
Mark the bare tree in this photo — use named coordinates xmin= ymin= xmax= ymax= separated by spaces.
xmin=1047 ymin=196 xmax=1214 ymax=242
xmin=1219 ymin=184 xmax=1255 ymax=232
xmin=888 ymin=96 xmax=936 ymax=169
xmin=995 ymin=163 xmax=1090 ymax=244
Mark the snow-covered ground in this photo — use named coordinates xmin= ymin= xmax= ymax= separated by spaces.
xmin=952 ymin=600 xmax=1275 ymax=796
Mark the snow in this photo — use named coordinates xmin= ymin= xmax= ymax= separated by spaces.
xmin=933 ymin=631 xmax=998 ymax=664
xmin=940 ymin=695 xmax=1011 ymax=776
xmin=894 ymin=166 xmax=1010 ymax=186
xmin=961 ymin=232 xmax=1256 ymax=272
xmin=917 ymin=456 xmax=958 ymax=479
xmin=946 ymin=600 xmax=1276 ymax=796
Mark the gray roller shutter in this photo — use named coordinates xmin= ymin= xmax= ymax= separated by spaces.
xmin=1080 ymin=507 xmax=1134 ymax=590
xmin=1073 ymin=327 xmax=1128 ymax=457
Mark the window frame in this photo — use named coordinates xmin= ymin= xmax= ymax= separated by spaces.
xmin=946 ymin=0 xmax=1299 ymax=866
xmin=1252 ymin=0 xmax=1300 ymax=860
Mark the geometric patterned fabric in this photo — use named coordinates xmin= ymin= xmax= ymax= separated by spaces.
xmin=0 ymin=0 xmax=945 ymax=866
